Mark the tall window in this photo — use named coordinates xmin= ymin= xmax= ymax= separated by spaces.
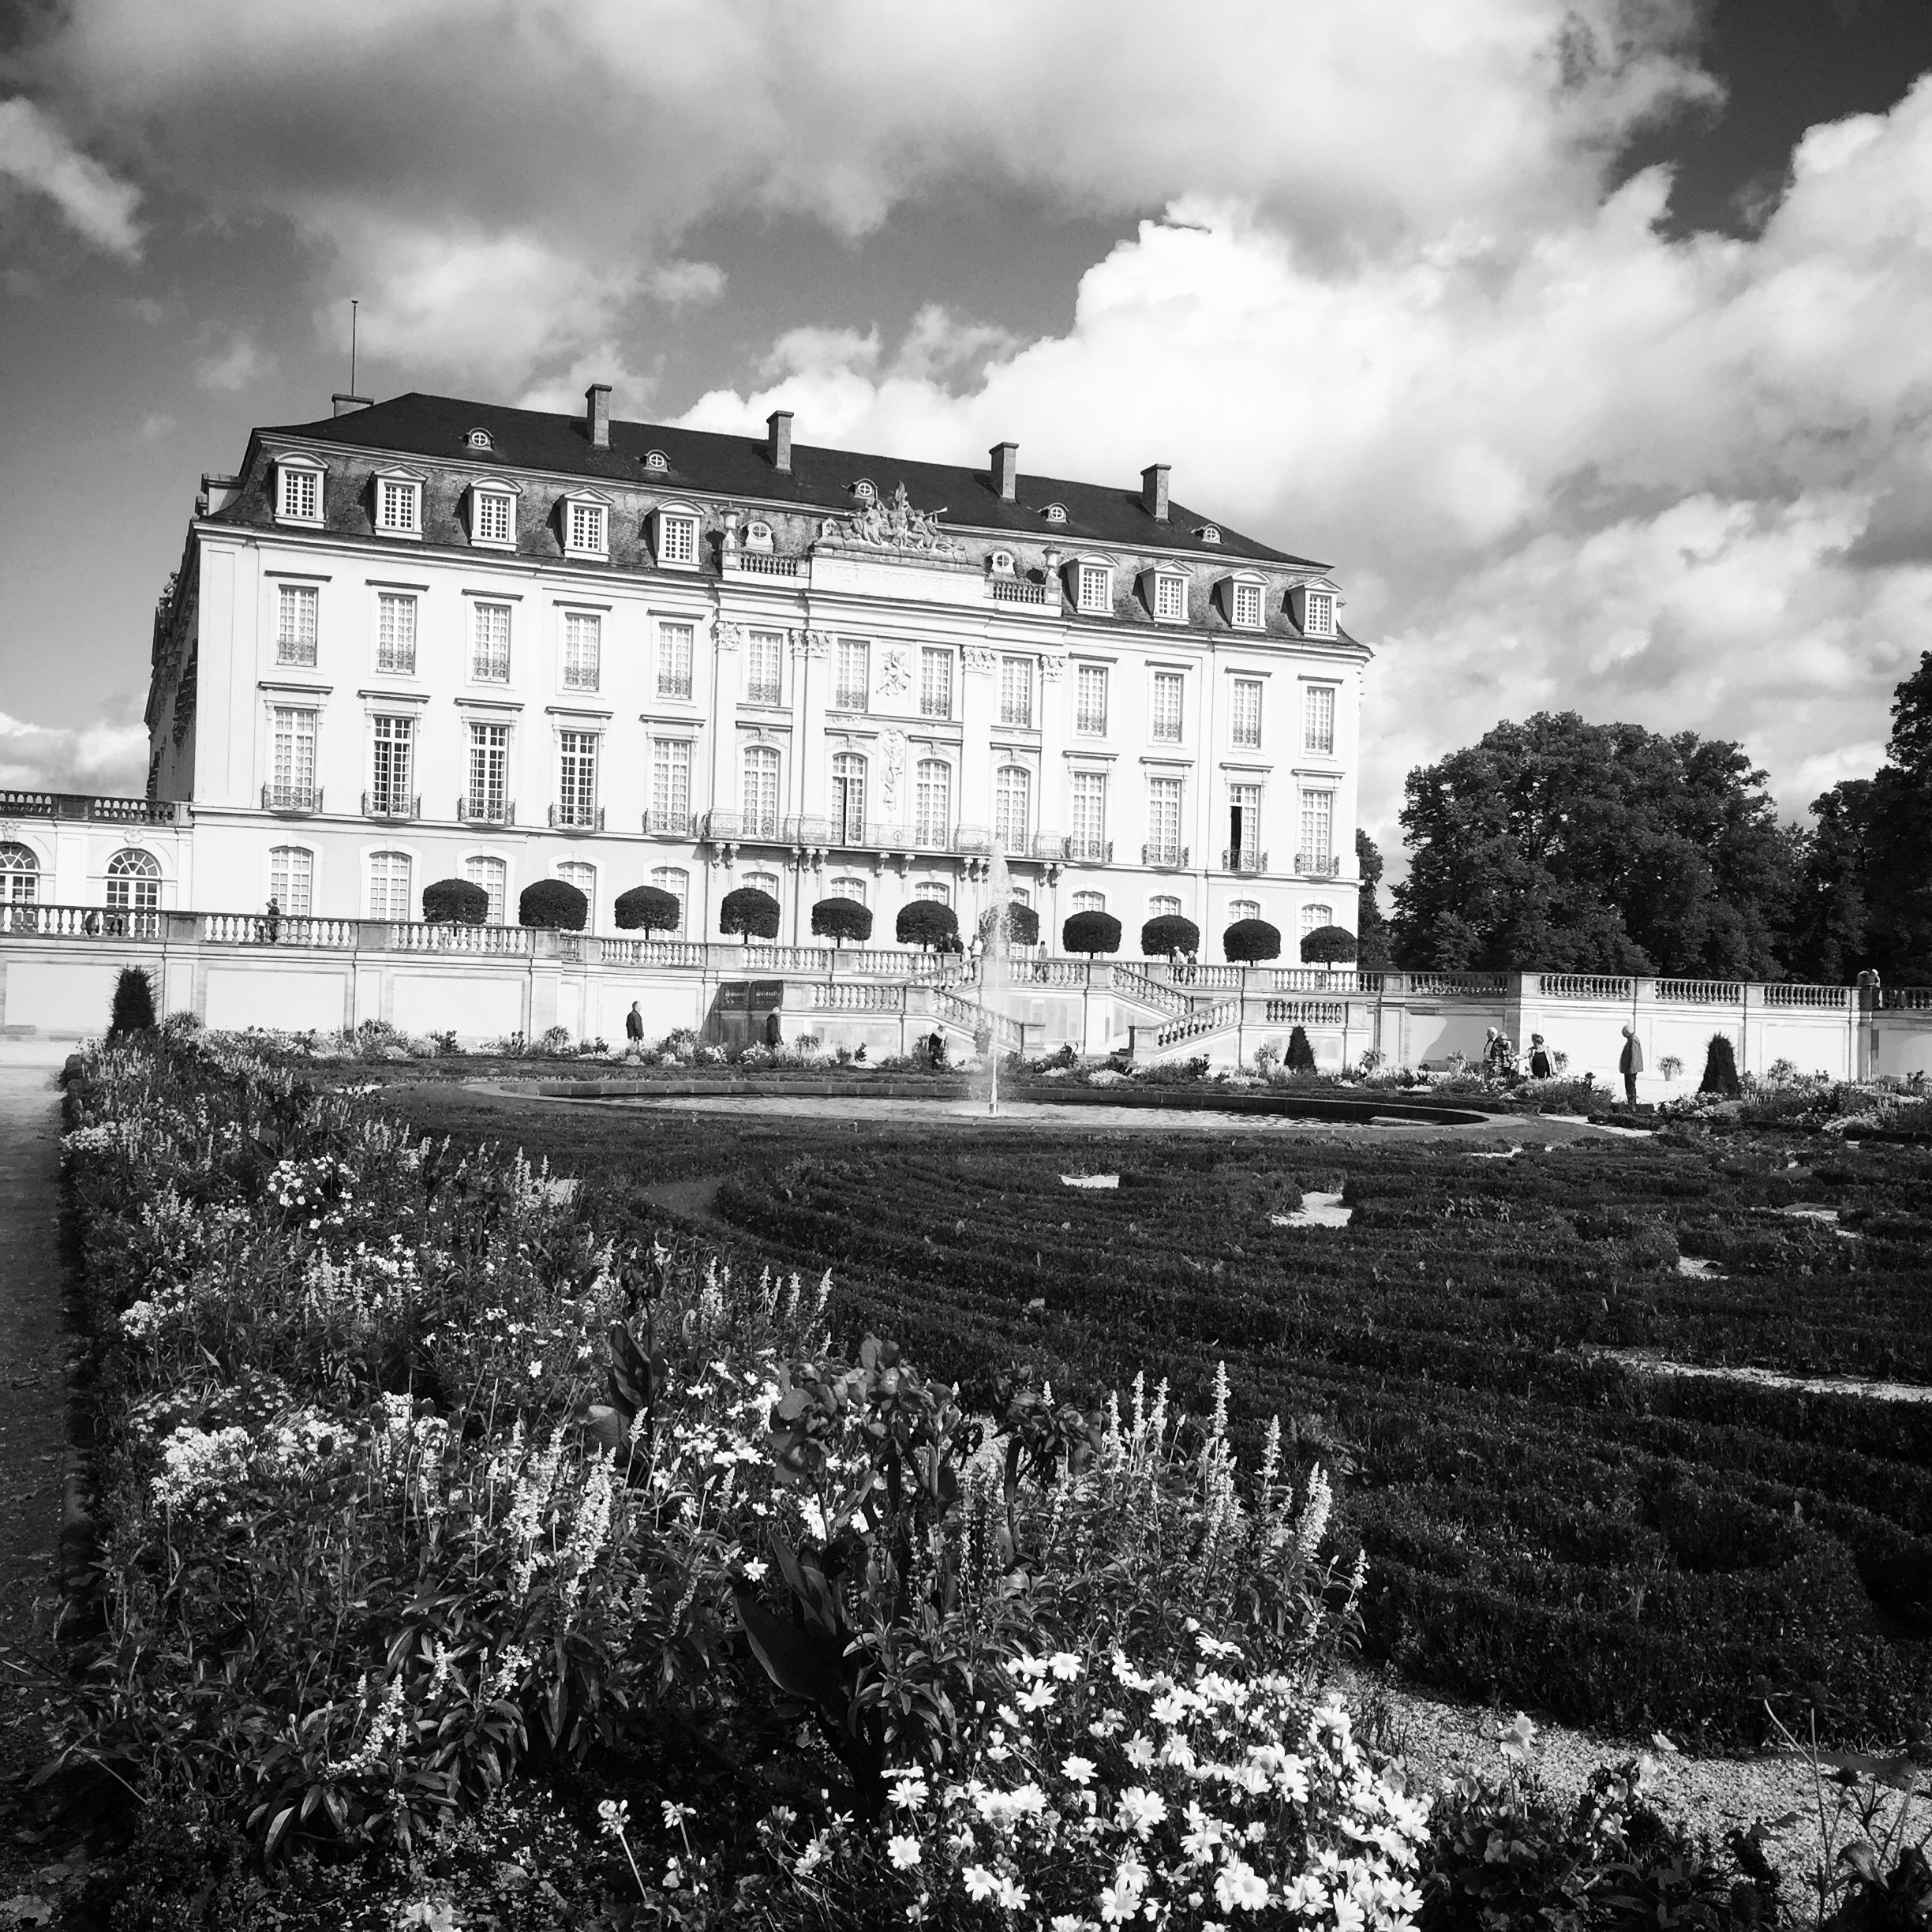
xmin=277 ymin=584 xmax=318 ymax=666
xmin=0 ymin=844 xmax=36 ymax=905
xmin=1155 ymin=574 xmax=1187 ymax=621
xmin=376 ymin=479 xmax=419 ymax=535
xmin=1076 ymin=563 xmax=1110 ymax=613
xmin=567 ymin=500 xmax=607 ymax=555
xmin=915 ymin=880 xmax=949 ymax=904
xmin=658 ymin=621 xmax=694 ymax=699
xmin=106 ymin=848 xmax=161 ymax=912
xmin=1232 ymin=580 xmax=1264 ymax=628
xmin=466 ymin=722 xmax=510 ymax=822
xmin=1232 ymin=678 xmax=1263 ymax=749
xmin=472 ymin=602 xmax=511 ymax=681
xmin=473 ymin=490 xmax=514 ymax=545
xmin=464 ymin=855 xmax=507 ymax=923
xmin=1231 ymin=784 xmax=1263 ymax=869
xmin=914 ymin=758 xmax=949 ymax=847
xmin=1149 ymin=893 xmax=1182 ymax=919
xmin=1301 ymin=902 xmax=1334 ymax=938
xmin=368 ymin=851 xmax=412 ymax=919
xmin=563 ymin=611 xmax=601 ymax=691
xmin=556 ymin=859 xmax=596 ymax=919
xmin=747 ymin=631 xmax=782 ymax=705
xmin=1073 ymin=889 xmax=1105 ymax=914
xmin=376 ymin=593 xmax=417 ymax=674
xmin=268 ymin=845 xmax=312 ymax=915
xmin=1299 ymin=790 xmax=1333 ymax=871
xmin=270 ymin=707 xmax=316 ymax=807
xmin=1147 ymin=777 xmax=1183 ymax=867
xmin=1304 ymin=684 xmax=1335 ymax=754
xmin=742 ymin=745 xmax=781 ymax=837
xmin=1071 ymin=770 xmax=1106 ymax=859
xmin=1304 ymin=590 xmax=1335 ymax=636
xmin=829 ymin=874 xmax=868 ymax=906
xmin=369 ymin=714 xmax=414 ymax=814
xmin=1151 ymin=671 xmax=1184 ymax=742
xmin=994 ymin=766 xmax=1030 ymax=856
xmin=919 ymin=647 xmax=953 ymax=720
xmin=835 ymin=638 xmax=870 ymax=711
xmin=830 ymin=752 xmax=867 ymax=844
xmin=557 ymin=732 xmax=599 ymax=828
xmin=999 ymin=656 xmax=1032 ymax=728
xmin=743 ymin=870 xmax=781 ymax=909
xmin=278 ymin=466 xmax=320 ymax=522
xmin=650 ymin=866 xmax=688 ymax=932
xmin=1229 ymin=897 xmax=1261 ymax=924
xmin=1076 ymin=664 xmax=1108 ymax=735
xmin=650 ymin=738 xmax=691 ymax=830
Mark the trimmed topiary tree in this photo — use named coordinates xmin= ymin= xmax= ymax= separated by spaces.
xmin=422 ymin=877 xmax=489 ymax=925
xmin=1223 ymin=917 xmax=1282 ymax=964
xmin=897 ymin=900 xmax=959 ymax=953
xmin=1300 ymin=923 xmax=1358 ymax=966
xmin=979 ymin=902 xmax=1039 ymax=948
xmin=1063 ymin=910 xmax=1122 ymax=959
xmin=1140 ymin=914 xmax=1200 ymax=958
xmin=518 ymin=879 xmax=588 ymax=931
xmin=1699 ymin=1032 xmax=1743 ymax=1098
xmin=811 ymin=896 xmax=873 ymax=948
xmin=108 ymin=965 xmax=155 ymax=1039
xmin=1286 ymin=1024 xmax=1316 ymax=1072
xmin=720 ymin=886 xmax=781 ymax=942
xmin=614 ymin=885 xmax=681 ymax=935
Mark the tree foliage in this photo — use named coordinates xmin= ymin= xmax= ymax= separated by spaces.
xmin=1355 ymin=829 xmax=1393 ymax=970
xmin=978 ymin=902 xmax=1039 ymax=948
xmin=518 ymin=879 xmax=587 ymax=931
xmin=1062 ymin=910 xmax=1121 ymax=958
xmin=896 ymin=900 xmax=959 ymax=952
xmin=1223 ymin=918 xmax=1281 ymax=964
xmin=1285 ymin=1024 xmax=1316 ymax=1072
xmin=811 ymin=897 xmax=874 ymax=948
xmin=422 ymin=877 xmax=489 ymax=925
xmin=720 ymin=886 xmax=781 ymax=942
xmin=1140 ymin=914 xmax=1200 ymax=958
xmin=1391 ymin=713 xmax=1795 ymax=978
xmin=1300 ymin=924 xmax=1357 ymax=966
xmin=108 ymin=966 xmax=156 ymax=1038
xmin=1699 ymin=1033 xmax=1742 ymax=1099
xmin=613 ymin=886 xmax=681 ymax=935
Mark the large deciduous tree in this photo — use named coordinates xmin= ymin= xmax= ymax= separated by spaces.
xmin=1390 ymin=713 xmax=1795 ymax=979
xmin=1354 ymin=829 xmax=1393 ymax=970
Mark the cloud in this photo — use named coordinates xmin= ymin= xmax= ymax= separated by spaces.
xmin=138 ymin=411 xmax=176 ymax=440
xmin=0 ymin=712 xmax=148 ymax=796
xmin=0 ymin=95 xmax=141 ymax=257
xmin=193 ymin=332 xmax=274 ymax=392
xmin=647 ymin=260 xmax=725 ymax=307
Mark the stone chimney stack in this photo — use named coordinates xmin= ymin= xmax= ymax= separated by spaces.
xmin=1141 ymin=463 xmax=1170 ymax=522
xmin=767 ymin=410 xmax=793 ymax=474
xmin=585 ymin=383 xmax=612 ymax=450
xmin=990 ymin=440 xmax=1019 ymax=501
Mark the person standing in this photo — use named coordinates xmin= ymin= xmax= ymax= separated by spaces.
xmin=263 ymin=895 xmax=280 ymax=944
xmin=1528 ymin=1032 xmax=1553 ymax=1080
xmin=1619 ymin=1024 xmax=1644 ymax=1104
xmin=625 ymin=1001 xmax=644 ymax=1044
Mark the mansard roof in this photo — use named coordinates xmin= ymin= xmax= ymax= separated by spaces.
xmin=260 ymin=391 xmax=1324 ymax=570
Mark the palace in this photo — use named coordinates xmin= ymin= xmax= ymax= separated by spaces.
xmin=139 ymin=386 xmax=1367 ymax=951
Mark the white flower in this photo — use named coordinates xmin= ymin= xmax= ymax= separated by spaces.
xmin=1122 ymin=1733 xmax=1156 ymax=1770
xmin=528 ymin=1359 xmax=544 ymax=1379
xmin=888 ymin=1833 xmax=922 ymax=1869
xmin=597 ymin=1799 xmax=629 ymax=1840
xmin=1047 ymin=1651 xmax=1084 ymax=1681
xmin=1017 ymin=1681 xmax=1056 ymax=1713
xmin=888 ymin=1773 xmax=930 ymax=1812
xmin=1114 ymin=1787 xmax=1167 ymax=1838
xmin=1212 ymin=1857 xmax=1270 ymax=1913
xmin=1061 ymin=1754 xmax=1097 ymax=1786
xmin=960 ymin=1866 xmax=999 ymax=1903
xmin=994 ymin=1874 xmax=1029 ymax=1911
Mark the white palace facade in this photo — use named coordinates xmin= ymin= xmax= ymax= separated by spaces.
xmin=137 ymin=386 xmax=1367 ymax=954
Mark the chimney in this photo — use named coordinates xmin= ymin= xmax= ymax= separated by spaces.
xmin=331 ymin=393 xmax=372 ymax=417
xmin=585 ymin=383 xmax=612 ymax=450
xmin=990 ymin=440 xmax=1019 ymax=501
xmin=1140 ymin=462 xmax=1170 ymax=522
xmin=767 ymin=409 xmax=793 ymax=474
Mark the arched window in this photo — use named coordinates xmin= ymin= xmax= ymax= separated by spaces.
xmin=828 ymin=874 xmax=868 ymax=905
xmin=556 ymin=859 xmax=596 ymax=925
xmin=1008 ymin=884 xmax=1032 ymax=908
xmin=0 ymin=842 xmax=39 ymax=905
xmin=1042 ymin=504 xmax=1067 ymax=524
xmin=1149 ymin=893 xmax=1182 ymax=919
xmin=743 ymin=870 xmax=781 ymax=908
xmin=643 ymin=448 xmax=670 ymax=474
xmin=106 ymin=848 xmax=161 ymax=913
xmin=913 ymin=759 xmax=950 ymax=847
xmin=994 ymin=766 xmax=1030 ymax=856
xmin=1300 ymin=902 xmax=1333 ymax=937
xmin=1228 ymin=897 xmax=1261 ymax=925
xmin=743 ymin=519 xmax=773 ymax=552
xmin=650 ymin=866 xmax=688 ymax=932
xmin=1073 ymin=890 xmax=1105 ymax=915
xmin=852 ymin=479 xmax=877 ymax=504
xmin=830 ymin=752 xmax=867 ymax=844
xmin=464 ymin=855 xmax=507 ymax=923
xmin=368 ymin=850 xmax=412 ymax=920
xmin=915 ymin=880 xmax=949 ymax=905
xmin=742 ymin=745 xmax=781 ymax=837
xmin=268 ymin=846 xmax=313 ymax=916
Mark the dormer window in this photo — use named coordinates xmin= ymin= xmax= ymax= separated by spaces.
xmin=852 ymin=479 xmax=877 ymax=504
xmin=562 ymin=494 xmax=610 ymax=560
xmin=1074 ymin=560 xmax=1112 ymax=615
xmin=275 ymin=459 xmax=326 ymax=526
xmin=1146 ymin=569 xmax=1188 ymax=623
xmin=643 ymin=448 xmax=670 ymax=474
xmin=1290 ymin=584 xmax=1338 ymax=637
xmin=465 ymin=428 xmax=493 ymax=452
xmin=1043 ymin=503 xmax=1069 ymax=525
xmin=1196 ymin=525 xmax=1222 ymax=545
xmin=1231 ymin=577 xmax=1265 ymax=629
xmin=375 ymin=475 xmax=422 ymax=538
xmin=743 ymin=519 xmax=774 ymax=552
xmin=469 ymin=483 xmax=517 ymax=549
xmin=653 ymin=504 xmax=700 ymax=570
xmin=988 ymin=548 xmax=1016 ymax=577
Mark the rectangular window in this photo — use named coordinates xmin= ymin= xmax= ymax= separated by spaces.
xmin=464 ymin=855 xmax=507 ymax=924
xmin=563 ymin=611 xmax=601 ymax=691
xmin=369 ymin=851 xmax=412 ymax=919
xmin=1147 ymin=777 xmax=1183 ymax=867
xmin=1155 ymin=574 xmax=1187 ymax=621
xmin=268 ymin=846 xmax=313 ymax=915
xmin=1071 ymin=771 xmax=1107 ymax=859
xmin=1075 ymin=664 xmax=1108 ymax=736
xmin=279 ymin=468 xmax=320 ymax=522
xmin=369 ymin=715 xmax=414 ymax=814
xmin=1304 ymin=590 xmax=1335 ymax=636
xmin=557 ymin=731 xmax=599 ymax=828
xmin=1299 ymin=790 xmax=1333 ymax=871
xmin=1077 ymin=563 xmax=1110 ymax=613
xmin=1304 ymin=683 xmax=1335 ymax=754
xmin=1233 ymin=581 xmax=1264 ymax=628
xmin=474 ymin=491 xmax=514 ymax=545
xmin=269 ymin=707 xmax=316 ymax=806
xmin=999 ymin=655 xmax=1032 ymax=728
xmin=1152 ymin=671 xmax=1184 ymax=742
xmin=651 ymin=738 xmax=691 ymax=829
xmin=567 ymin=500 xmax=606 ymax=555
xmin=658 ymin=513 xmax=698 ymax=566
xmin=919 ymin=647 xmax=953 ymax=721
xmin=742 ymin=744 xmax=781 ymax=837
xmin=376 ymin=593 xmax=417 ymax=674
xmin=657 ymin=621 xmax=694 ymax=699
xmin=994 ymin=766 xmax=1030 ymax=856
xmin=914 ymin=759 xmax=949 ymax=846
xmin=1232 ymin=678 xmax=1263 ymax=749
xmin=835 ymin=637 xmax=870 ymax=711
xmin=376 ymin=479 xmax=419 ymax=535
xmin=747 ymin=631 xmax=782 ymax=705
xmin=276 ymin=584 xmax=318 ymax=666
xmin=1231 ymin=783 xmax=1263 ymax=870
xmin=649 ymin=866 xmax=688 ymax=933
xmin=467 ymin=723 xmax=510 ymax=822
xmin=472 ymin=602 xmax=511 ymax=682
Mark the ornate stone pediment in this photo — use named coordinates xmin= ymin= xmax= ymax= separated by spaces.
xmin=817 ymin=481 xmax=967 ymax=559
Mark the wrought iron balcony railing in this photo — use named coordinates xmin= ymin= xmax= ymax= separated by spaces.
xmin=642 ymin=809 xmax=693 ymax=837
xmin=459 ymin=796 xmax=515 ymax=825
xmin=1220 ymin=848 xmax=1267 ymax=874
xmin=549 ymin=803 xmax=605 ymax=832
xmin=263 ymin=784 xmax=320 ymax=814
xmin=1294 ymin=852 xmax=1342 ymax=877
xmin=1064 ymin=834 xmax=1112 ymax=863
xmin=362 ymin=791 xmax=419 ymax=821
xmin=1142 ymin=841 xmax=1189 ymax=868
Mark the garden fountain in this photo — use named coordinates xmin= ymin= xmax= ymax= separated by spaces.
xmin=982 ymin=842 xmax=1010 ymax=1117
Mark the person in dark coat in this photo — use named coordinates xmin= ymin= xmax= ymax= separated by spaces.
xmin=624 ymin=1002 xmax=645 ymax=1043
xmin=765 ymin=1009 xmax=783 ymax=1049
xmin=1619 ymin=1024 xmax=1644 ymax=1104
xmin=1528 ymin=1032 xmax=1553 ymax=1080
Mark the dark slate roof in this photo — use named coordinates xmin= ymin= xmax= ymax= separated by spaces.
xmin=262 ymin=391 xmax=1326 ymax=570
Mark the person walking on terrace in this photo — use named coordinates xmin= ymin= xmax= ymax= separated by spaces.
xmin=1619 ymin=1024 xmax=1644 ymax=1105
xmin=625 ymin=1002 xmax=644 ymax=1044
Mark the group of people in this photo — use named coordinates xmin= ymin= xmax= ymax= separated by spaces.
xmin=1167 ymin=945 xmax=1201 ymax=983
xmin=1483 ymin=1024 xmax=1644 ymax=1101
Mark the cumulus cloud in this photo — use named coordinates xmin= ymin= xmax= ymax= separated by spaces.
xmin=647 ymin=260 xmax=725 ymax=307
xmin=0 ymin=95 xmax=141 ymax=256
xmin=194 ymin=333 xmax=274 ymax=392
xmin=0 ymin=712 xmax=148 ymax=796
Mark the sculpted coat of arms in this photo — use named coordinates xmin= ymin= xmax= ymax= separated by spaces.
xmin=819 ymin=482 xmax=967 ymax=559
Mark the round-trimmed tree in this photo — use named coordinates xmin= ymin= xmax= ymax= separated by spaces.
xmin=811 ymin=896 xmax=874 ymax=948
xmin=422 ymin=877 xmax=489 ymax=925
xmin=1300 ymin=923 xmax=1358 ymax=966
xmin=720 ymin=886 xmax=781 ymax=942
xmin=1699 ymin=1032 xmax=1743 ymax=1098
xmin=1223 ymin=917 xmax=1282 ymax=964
xmin=979 ymin=902 xmax=1040 ymax=948
xmin=897 ymin=900 xmax=960 ymax=953
xmin=613 ymin=885 xmax=681 ymax=935
xmin=1140 ymin=914 xmax=1200 ymax=958
xmin=519 ymin=879 xmax=588 ymax=931
xmin=1063 ymin=910 xmax=1121 ymax=959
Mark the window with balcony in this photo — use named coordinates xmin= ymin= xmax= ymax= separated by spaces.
xmin=563 ymin=611 xmax=601 ymax=691
xmin=657 ymin=511 xmax=698 ymax=567
xmin=556 ymin=859 xmax=596 ymax=918
xmin=1151 ymin=671 xmax=1184 ymax=743
xmin=1070 ymin=770 xmax=1106 ymax=860
xmin=369 ymin=850 xmax=412 ymax=919
xmin=915 ymin=880 xmax=949 ymax=904
xmin=376 ymin=593 xmax=417 ymax=674
xmin=472 ymin=489 xmax=515 ymax=546
xmin=914 ymin=758 xmax=950 ymax=847
xmin=556 ymin=732 xmax=600 ymax=829
xmin=1303 ymin=589 xmax=1335 ymax=637
xmin=1232 ymin=677 xmax=1262 ymax=749
xmin=464 ymin=854 xmax=507 ymax=923
xmin=369 ymin=714 xmax=414 ymax=815
xmin=1304 ymin=683 xmax=1335 ymax=754
xmin=466 ymin=723 xmax=510 ymax=822
xmin=835 ymin=638 xmax=870 ymax=711
xmin=376 ymin=477 xmax=421 ymax=537
xmin=1076 ymin=562 xmax=1111 ymax=614
xmin=472 ymin=602 xmax=511 ymax=682
xmin=747 ymin=631 xmax=782 ymax=705
xmin=650 ymin=738 xmax=691 ymax=833
xmin=1146 ymin=777 xmax=1183 ymax=867
xmin=650 ymin=866 xmax=687 ymax=931
xmin=1230 ymin=783 xmax=1263 ymax=871
xmin=1298 ymin=790 xmax=1333 ymax=873
xmin=565 ymin=499 xmax=608 ymax=558
xmin=1231 ymin=579 xmax=1264 ymax=629
xmin=657 ymin=621 xmax=694 ymax=698
xmin=276 ymin=463 xmax=323 ymax=524
xmin=994 ymin=766 xmax=1030 ymax=856
xmin=919 ymin=647 xmax=953 ymax=720
xmin=106 ymin=848 xmax=161 ymax=913
xmin=999 ymin=655 xmax=1032 ymax=728
xmin=1154 ymin=572 xmax=1188 ymax=622
xmin=742 ymin=744 xmax=781 ymax=837
xmin=268 ymin=845 xmax=313 ymax=915
xmin=276 ymin=584 xmax=319 ymax=666
xmin=830 ymin=751 xmax=867 ymax=844
xmin=1073 ymin=889 xmax=1106 ymax=914
xmin=268 ymin=706 xmax=316 ymax=810
xmin=1075 ymin=663 xmax=1108 ymax=736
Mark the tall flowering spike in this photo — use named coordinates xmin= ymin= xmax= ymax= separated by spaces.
xmin=1211 ymin=1361 xmax=1230 ymax=1443
xmin=1259 ymin=1414 xmax=1282 ymax=1498
xmin=1130 ymin=1372 xmax=1146 ymax=1439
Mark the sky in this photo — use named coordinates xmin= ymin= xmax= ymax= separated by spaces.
xmin=3 ymin=0 xmax=1932 ymax=864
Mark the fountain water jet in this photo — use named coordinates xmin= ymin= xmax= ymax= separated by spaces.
xmin=983 ymin=842 xmax=1012 ymax=1117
